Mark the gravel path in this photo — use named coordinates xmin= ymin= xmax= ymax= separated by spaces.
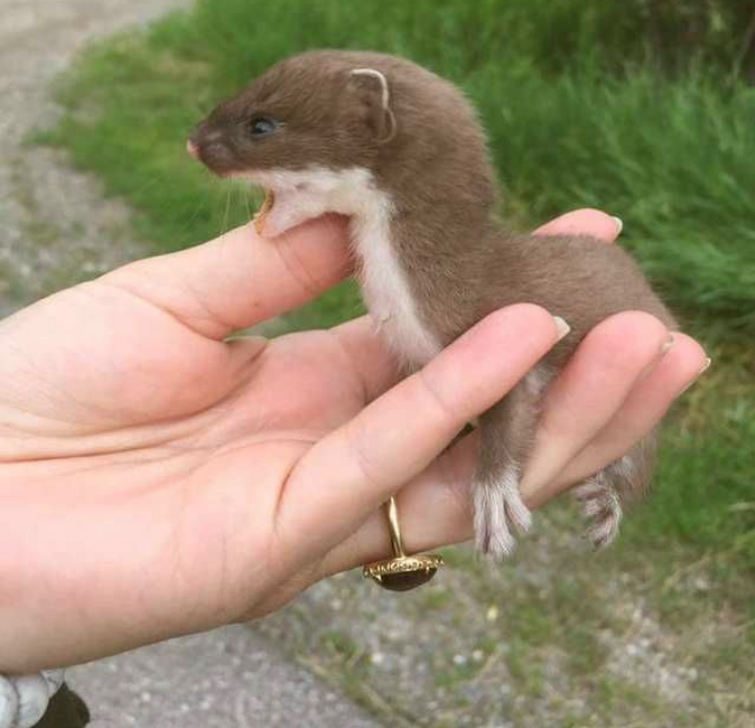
xmin=69 ymin=627 xmax=382 ymax=728
xmin=0 ymin=0 xmax=183 ymax=309
xmin=0 ymin=2 xmax=384 ymax=726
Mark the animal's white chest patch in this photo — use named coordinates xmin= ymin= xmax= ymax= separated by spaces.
xmin=347 ymin=177 xmax=441 ymax=367
xmin=246 ymin=165 xmax=441 ymax=367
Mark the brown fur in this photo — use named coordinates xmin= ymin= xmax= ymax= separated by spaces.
xmin=191 ymin=50 xmax=677 ymax=559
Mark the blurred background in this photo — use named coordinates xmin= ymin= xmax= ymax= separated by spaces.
xmin=1 ymin=0 xmax=753 ymax=726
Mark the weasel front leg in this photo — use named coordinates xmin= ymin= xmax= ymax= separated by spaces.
xmin=473 ymin=376 xmax=541 ymax=559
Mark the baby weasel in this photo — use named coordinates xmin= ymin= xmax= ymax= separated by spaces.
xmin=188 ymin=50 xmax=676 ymax=559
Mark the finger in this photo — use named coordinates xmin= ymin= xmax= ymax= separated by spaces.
xmin=103 ymin=214 xmax=351 ymax=339
xmin=520 ymin=311 xmax=670 ymax=507
xmin=555 ymin=333 xmax=708 ymax=488
xmin=316 ymin=434 xmax=480 ymax=576
xmin=534 ymin=208 xmax=622 ymax=241
xmin=274 ymin=304 xmax=566 ymax=562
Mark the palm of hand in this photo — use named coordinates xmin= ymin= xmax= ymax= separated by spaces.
xmin=1 ymin=277 xmax=381 ymax=640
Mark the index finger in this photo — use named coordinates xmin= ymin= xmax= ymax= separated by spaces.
xmin=104 ymin=214 xmax=351 ymax=340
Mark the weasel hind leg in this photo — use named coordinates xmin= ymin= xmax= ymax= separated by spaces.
xmin=574 ymin=433 xmax=657 ymax=549
xmin=573 ymin=473 xmax=623 ymax=548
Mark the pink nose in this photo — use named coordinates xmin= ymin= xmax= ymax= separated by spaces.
xmin=186 ymin=139 xmax=199 ymax=159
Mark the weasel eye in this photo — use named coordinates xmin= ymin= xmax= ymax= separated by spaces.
xmin=249 ymin=117 xmax=279 ymax=137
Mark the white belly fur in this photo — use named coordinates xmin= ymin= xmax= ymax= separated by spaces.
xmin=348 ymin=182 xmax=441 ymax=367
xmin=246 ymin=165 xmax=441 ymax=367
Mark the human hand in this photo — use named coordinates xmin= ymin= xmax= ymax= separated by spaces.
xmin=0 ymin=210 xmax=706 ymax=672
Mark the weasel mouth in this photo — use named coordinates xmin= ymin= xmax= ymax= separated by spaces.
xmin=253 ymin=188 xmax=275 ymax=235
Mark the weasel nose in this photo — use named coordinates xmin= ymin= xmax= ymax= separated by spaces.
xmin=186 ymin=139 xmax=199 ymax=159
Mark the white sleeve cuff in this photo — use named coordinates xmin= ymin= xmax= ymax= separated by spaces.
xmin=0 ymin=670 xmax=65 ymax=728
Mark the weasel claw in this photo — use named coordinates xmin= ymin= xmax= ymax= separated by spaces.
xmin=574 ymin=479 xmax=622 ymax=549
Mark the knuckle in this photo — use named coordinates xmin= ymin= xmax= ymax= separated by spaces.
xmin=345 ymin=418 xmax=387 ymax=491
xmin=599 ymin=310 xmax=669 ymax=368
xmin=416 ymin=367 xmax=459 ymax=424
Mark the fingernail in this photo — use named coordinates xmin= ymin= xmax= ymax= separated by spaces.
xmin=553 ymin=315 xmax=571 ymax=340
xmin=638 ymin=333 xmax=675 ymax=382
xmin=679 ymin=357 xmax=712 ymax=395
xmin=611 ymin=216 xmax=623 ymax=236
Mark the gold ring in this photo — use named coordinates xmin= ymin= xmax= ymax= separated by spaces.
xmin=363 ymin=497 xmax=443 ymax=591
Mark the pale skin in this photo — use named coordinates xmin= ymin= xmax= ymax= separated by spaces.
xmin=0 ymin=209 xmax=707 ymax=673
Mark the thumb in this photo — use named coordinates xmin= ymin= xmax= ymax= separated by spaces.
xmin=103 ymin=214 xmax=351 ymax=340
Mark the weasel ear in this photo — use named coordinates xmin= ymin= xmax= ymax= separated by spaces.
xmin=347 ymin=68 xmax=397 ymax=144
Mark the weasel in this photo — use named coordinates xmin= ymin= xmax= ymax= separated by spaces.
xmin=188 ymin=50 xmax=676 ymax=559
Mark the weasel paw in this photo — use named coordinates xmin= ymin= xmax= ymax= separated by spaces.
xmin=574 ymin=479 xmax=622 ymax=549
xmin=473 ymin=466 xmax=532 ymax=560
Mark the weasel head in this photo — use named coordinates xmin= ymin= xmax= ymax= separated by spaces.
xmin=188 ymin=50 xmax=496 ymax=237
xmin=188 ymin=51 xmax=402 ymax=232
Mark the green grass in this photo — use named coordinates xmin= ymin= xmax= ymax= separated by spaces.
xmin=40 ymin=0 xmax=755 ymax=334
xmin=34 ymin=0 xmax=755 ymax=724
xmin=478 ymin=69 xmax=755 ymax=333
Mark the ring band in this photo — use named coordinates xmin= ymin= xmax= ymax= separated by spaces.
xmin=363 ymin=497 xmax=443 ymax=591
